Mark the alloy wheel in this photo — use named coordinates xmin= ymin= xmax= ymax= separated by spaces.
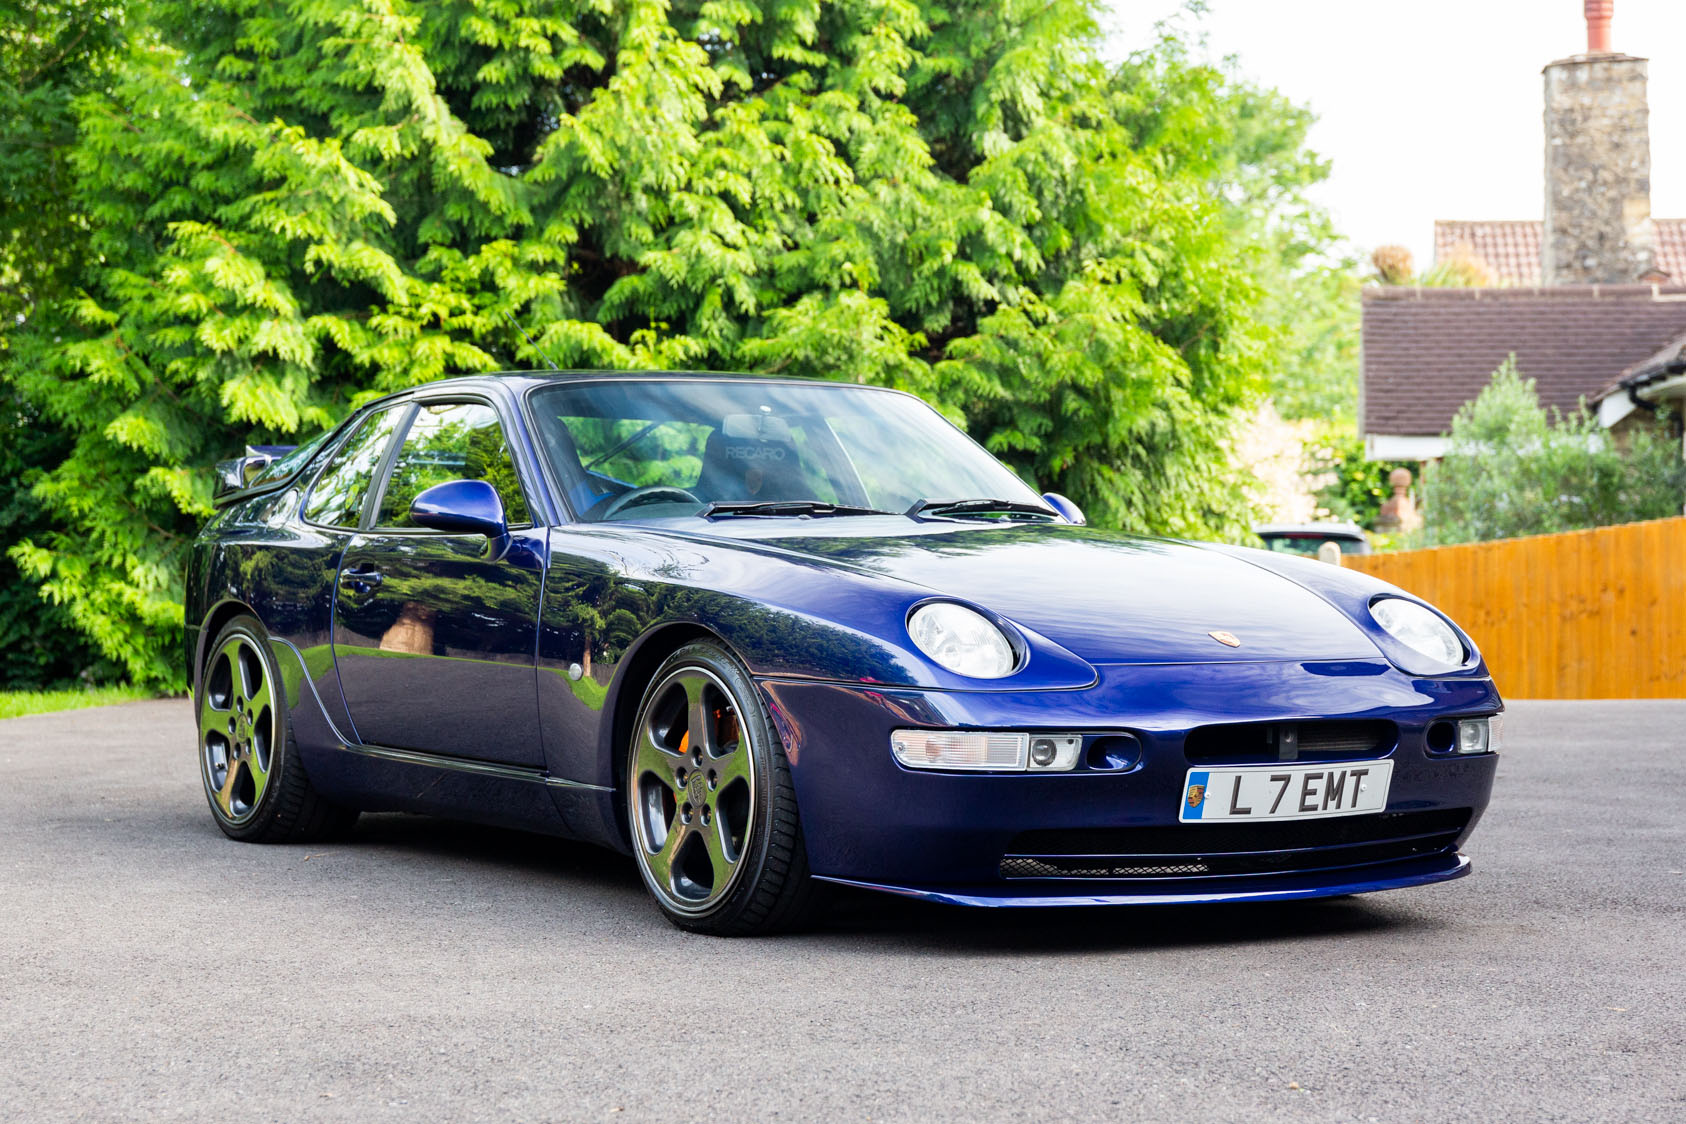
xmin=199 ymin=633 xmax=276 ymax=824
xmin=630 ymin=667 xmax=757 ymax=914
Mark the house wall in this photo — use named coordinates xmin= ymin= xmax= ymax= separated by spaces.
xmin=1606 ymin=406 xmax=1679 ymax=448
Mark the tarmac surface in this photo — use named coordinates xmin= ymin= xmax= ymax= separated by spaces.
xmin=2 ymin=697 xmax=1683 ymax=1122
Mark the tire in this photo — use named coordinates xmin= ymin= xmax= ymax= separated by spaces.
xmin=196 ymin=614 xmax=357 ymax=843
xmin=625 ymin=641 xmax=823 ymax=935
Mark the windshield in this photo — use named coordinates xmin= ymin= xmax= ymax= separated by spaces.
xmin=528 ymin=379 xmax=1042 ymax=521
xmin=1263 ymin=533 xmax=1363 ymax=556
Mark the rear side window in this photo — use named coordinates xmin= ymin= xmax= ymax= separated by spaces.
xmin=302 ymin=407 xmax=405 ymax=528
xmin=375 ymin=401 xmax=532 ymax=528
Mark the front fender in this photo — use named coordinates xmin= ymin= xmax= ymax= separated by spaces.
xmin=542 ymin=526 xmax=1096 ymax=692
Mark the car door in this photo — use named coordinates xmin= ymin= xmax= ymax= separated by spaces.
xmin=331 ymin=399 xmax=547 ymax=767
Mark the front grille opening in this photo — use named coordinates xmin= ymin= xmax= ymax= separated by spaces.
xmin=1000 ymin=808 xmax=1471 ymax=881
xmin=1002 ymin=857 xmax=1211 ymax=879
xmin=1183 ymin=720 xmax=1396 ymax=765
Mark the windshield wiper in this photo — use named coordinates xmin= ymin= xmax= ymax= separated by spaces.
xmin=905 ymin=497 xmax=1059 ymax=521
xmin=700 ymin=500 xmax=896 ymax=519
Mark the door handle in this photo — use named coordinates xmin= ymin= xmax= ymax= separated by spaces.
xmin=340 ymin=564 xmax=383 ymax=592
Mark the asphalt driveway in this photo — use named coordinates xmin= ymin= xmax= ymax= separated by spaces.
xmin=2 ymin=698 xmax=1683 ymax=1122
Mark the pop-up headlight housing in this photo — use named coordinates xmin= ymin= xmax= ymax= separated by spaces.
xmin=906 ymin=602 xmax=1019 ymax=679
xmin=1369 ymin=596 xmax=1466 ymax=674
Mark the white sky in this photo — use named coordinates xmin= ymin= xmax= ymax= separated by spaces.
xmin=1102 ymin=1 xmax=1686 ymax=269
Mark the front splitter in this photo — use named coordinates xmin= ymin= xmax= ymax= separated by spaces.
xmin=815 ymin=852 xmax=1470 ymax=908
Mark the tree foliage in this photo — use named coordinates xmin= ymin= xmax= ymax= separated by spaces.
xmin=1266 ymin=267 xmax=1360 ymax=423
xmin=0 ymin=384 xmax=117 ymax=686
xmin=1303 ymin=428 xmax=1410 ymax=530
xmin=1370 ymin=244 xmax=1492 ymax=290
xmin=0 ymin=1 xmax=127 ymax=327
xmin=3 ymin=0 xmax=1333 ymax=687
xmin=1419 ymin=360 xmax=1686 ymax=545
xmin=1167 ymin=41 xmax=1357 ymax=426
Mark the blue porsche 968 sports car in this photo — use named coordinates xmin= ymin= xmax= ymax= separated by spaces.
xmin=188 ymin=372 xmax=1500 ymax=934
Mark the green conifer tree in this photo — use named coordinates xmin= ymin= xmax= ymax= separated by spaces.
xmin=4 ymin=0 xmax=1306 ymax=687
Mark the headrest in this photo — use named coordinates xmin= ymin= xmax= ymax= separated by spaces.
xmin=720 ymin=413 xmax=793 ymax=442
xmin=697 ymin=416 xmax=803 ymax=501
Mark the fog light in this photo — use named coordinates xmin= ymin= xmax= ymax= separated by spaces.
xmin=891 ymin=730 xmax=1027 ymax=771
xmin=1027 ymin=735 xmax=1082 ymax=772
xmin=1455 ymin=717 xmax=1500 ymax=754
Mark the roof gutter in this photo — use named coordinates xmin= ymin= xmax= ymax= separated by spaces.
xmin=1622 ymin=358 xmax=1686 ymax=414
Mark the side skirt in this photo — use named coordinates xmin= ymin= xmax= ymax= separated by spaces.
xmin=269 ymin=636 xmax=620 ymax=845
xmin=336 ymin=739 xmax=610 ymax=794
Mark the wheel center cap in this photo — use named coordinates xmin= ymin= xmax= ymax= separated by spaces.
xmin=686 ymin=771 xmax=708 ymax=808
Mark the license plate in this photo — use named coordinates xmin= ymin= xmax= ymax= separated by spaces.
xmin=1180 ymin=761 xmax=1392 ymax=823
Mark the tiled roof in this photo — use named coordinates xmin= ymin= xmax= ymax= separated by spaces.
xmin=1434 ymin=221 xmax=1544 ymax=285
xmin=1657 ymin=221 xmax=1686 ymax=283
xmin=1361 ymin=285 xmax=1686 ymax=437
xmin=1434 ymin=219 xmax=1686 ymax=285
xmin=1592 ymin=328 xmax=1686 ymax=403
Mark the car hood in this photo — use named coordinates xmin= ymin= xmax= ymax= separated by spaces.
xmin=653 ymin=519 xmax=1383 ymax=665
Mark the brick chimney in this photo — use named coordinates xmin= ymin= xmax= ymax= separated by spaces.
xmin=1542 ymin=1 xmax=1655 ymax=284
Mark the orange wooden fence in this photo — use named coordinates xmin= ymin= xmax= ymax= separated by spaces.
xmin=1345 ymin=516 xmax=1686 ymax=699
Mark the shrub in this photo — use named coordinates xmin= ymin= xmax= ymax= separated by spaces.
xmin=1419 ymin=360 xmax=1686 ymax=545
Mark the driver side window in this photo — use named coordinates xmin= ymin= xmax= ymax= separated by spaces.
xmin=375 ymin=402 xmax=533 ymax=528
xmin=302 ymin=407 xmax=405 ymax=528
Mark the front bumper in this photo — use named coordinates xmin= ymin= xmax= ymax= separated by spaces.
xmin=759 ymin=659 xmax=1499 ymax=906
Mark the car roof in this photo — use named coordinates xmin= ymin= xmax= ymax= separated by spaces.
xmin=1253 ymin=522 xmax=1368 ymax=539
xmin=358 ymin=370 xmax=909 ymax=411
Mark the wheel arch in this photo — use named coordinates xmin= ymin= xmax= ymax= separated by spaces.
xmin=602 ymin=621 xmax=733 ymax=843
xmin=604 ymin=617 xmax=823 ymax=933
xmin=194 ymin=599 xmax=263 ymax=697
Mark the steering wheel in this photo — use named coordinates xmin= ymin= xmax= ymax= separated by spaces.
xmin=598 ymin=485 xmax=702 ymax=520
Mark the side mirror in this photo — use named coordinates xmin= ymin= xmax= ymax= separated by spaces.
xmin=240 ymin=450 xmax=276 ymax=484
xmin=1041 ymin=492 xmax=1086 ymax=525
xmin=410 ymin=479 xmax=509 ymax=541
xmin=212 ymin=446 xmax=288 ymax=501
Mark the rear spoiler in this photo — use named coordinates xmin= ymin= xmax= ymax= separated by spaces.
xmin=212 ymin=444 xmax=296 ymax=505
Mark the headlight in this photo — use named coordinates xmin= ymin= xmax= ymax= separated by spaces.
xmin=906 ymin=602 xmax=1018 ymax=679
xmin=1370 ymin=597 xmax=1465 ymax=672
